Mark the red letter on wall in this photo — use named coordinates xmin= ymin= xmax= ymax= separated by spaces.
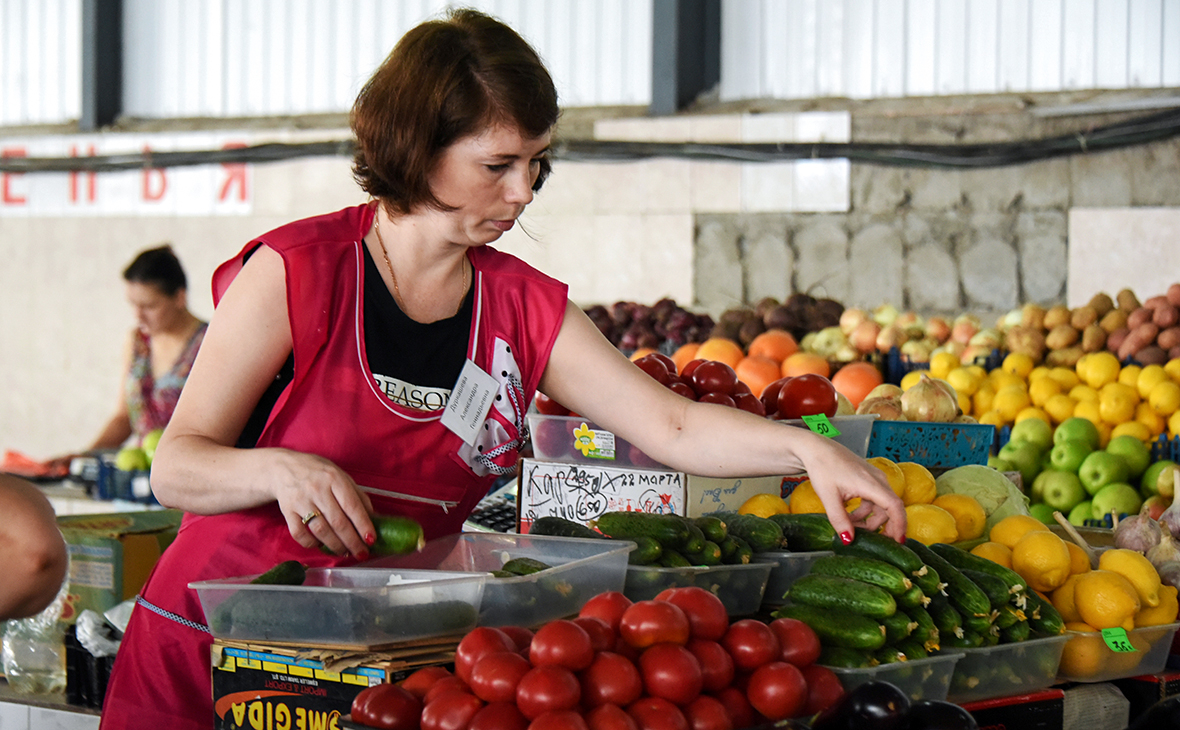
xmin=141 ymin=145 xmax=167 ymax=201
xmin=219 ymin=142 xmax=248 ymax=202
xmin=70 ymin=145 xmax=98 ymax=203
xmin=2 ymin=147 xmax=28 ymax=205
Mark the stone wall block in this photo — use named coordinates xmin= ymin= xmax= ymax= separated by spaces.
xmin=959 ymin=166 xmax=1027 ymax=212
xmin=1018 ymin=232 xmax=1067 ymax=304
xmin=1013 ymin=158 xmax=1070 ymax=208
xmin=851 ymin=166 xmax=909 ymax=213
xmin=793 ymin=221 xmax=850 ymax=301
xmin=908 ymin=168 xmax=963 ymax=211
xmin=1128 ymin=141 xmax=1180 ymax=206
xmin=694 ymin=218 xmax=745 ymax=313
xmin=741 ymin=227 xmax=793 ymax=304
xmin=1071 ymin=151 xmax=1133 ymax=207
xmin=848 ymin=224 xmax=905 ymax=309
xmin=960 ymin=237 xmax=1019 ymax=311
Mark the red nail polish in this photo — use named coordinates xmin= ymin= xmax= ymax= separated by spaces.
xmin=840 ymin=531 xmax=854 ymax=545
xmin=364 ymin=533 xmax=376 ymax=546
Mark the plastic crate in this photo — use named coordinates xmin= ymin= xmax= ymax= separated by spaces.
xmin=1056 ymin=622 xmax=1180 ymax=683
xmin=884 ymin=347 xmax=1003 ymax=386
xmin=369 ymin=532 xmax=634 ymax=627
xmin=527 ymin=413 xmax=668 ymax=469
xmin=756 ymin=550 xmax=834 ymax=606
xmin=190 ymin=567 xmax=487 ymax=647
xmin=867 ymin=420 xmax=996 ymax=469
xmin=824 ymin=652 xmax=964 ymax=702
xmin=94 ymin=456 xmax=159 ymax=504
xmin=1152 ymin=433 xmax=1180 ymax=463
xmin=775 ymin=415 xmax=878 ymax=458
xmin=947 ymin=634 xmax=1070 ymax=703
xmin=623 ymin=562 xmax=773 ymax=616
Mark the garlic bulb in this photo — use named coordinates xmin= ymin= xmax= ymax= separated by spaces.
xmin=1113 ymin=505 xmax=1164 ymax=554
xmin=1148 ymin=531 xmax=1180 ymax=570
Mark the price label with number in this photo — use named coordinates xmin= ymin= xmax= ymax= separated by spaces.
xmin=801 ymin=414 xmax=841 ymax=438
xmin=1101 ymin=627 xmax=1136 ymax=652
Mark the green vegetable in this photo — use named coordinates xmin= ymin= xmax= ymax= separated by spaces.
xmin=627 ymin=536 xmax=664 ymax=565
xmin=767 ymin=513 xmax=837 ymax=551
xmin=693 ymin=516 xmax=728 ymax=544
xmin=1000 ymin=618 xmax=1031 ymax=643
xmin=528 ymin=516 xmax=603 ymax=540
xmin=500 ymin=557 xmax=552 ymax=576
xmin=907 ymin=604 xmax=940 ymax=652
xmin=658 ymin=549 xmax=692 ymax=568
xmin=934 ymin=465 xmax=1031 ymax=533
xmin=772 ymin=604 xmax=887 ymax=651
xmin=929 ymin=542 xmax=1029 ymax=595
xmin=894 ymin=638 xmax=929 ymax=660
xmin=787 ymin=574 xmax=897 ymax=619
xmin=722 ymin=513 xmax=785 ymax=552
xmin=683 ymin=540 xmax=723 ymax=566
xmin=251 ymin=560 xmax=306 ymax=586
xmin=595 ymin=512 xmax=690 ymax=548
xmin=682 ymin=521 xmax=707 ymax=554
xmin=810 ymin=554 xmax=913 ymax=597
xmin=818 ymin=646 xmax=877 ymax=668
xmin=1025 ymin=588 xmax=1066 ymax=636
xmin=882 ymin=611 xmax=917 ymax=643
xmin=372 ymin=515 xmax=426 ymax=556
xmin=941 ymin=629 xmax=985 ymax=649
xmin=874 ymin=646 xmax=908 ymax=664
xmin=927 ymin=599 xmax=963 ymax=639
xmin=906 ymin=539 xmax=993 ymax=619
xmin=896 ymin=584 xmax=930 ymax=610
xmin=836 ymin=529 xmax=926 ymax=577
xmin=961 ymin=568 xmax=1016 ymax=610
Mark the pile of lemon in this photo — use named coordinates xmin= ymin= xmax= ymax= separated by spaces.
xmin=969 ymin=515 xmax=1179 ymax=679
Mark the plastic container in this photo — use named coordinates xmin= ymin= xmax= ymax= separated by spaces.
xmin=756 ymin=550 xmax=834 ymax=606
xmin=623 ymin=562 xmax=773 ymax=616
xmin=824 ymin=652 xmax=964 ymax=702
xmin=527 ymin=413 xmax=668 ymax=469
xmin=190 ymin=567 xmax=487 ymax=647
xmin=369 ymin=532 xmax=634 ymax=627
xmin=947 ymin=634 xmax=1070 ymax=703
xmin=775 ymin=415 xmax=878 ymax=458
xmin=866 ymin=421 xmax=996 ymax=469
xmin=1056 ymin=622 xmax=1180 ymax=683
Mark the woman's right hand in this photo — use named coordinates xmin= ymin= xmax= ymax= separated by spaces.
xmin=264 ymin=448 xmax=377 ymax=559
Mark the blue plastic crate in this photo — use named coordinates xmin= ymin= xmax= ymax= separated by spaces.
xmin=1152 ymin=433 xmax=1180 ymax=462
xmin=867 ymin=420 xmax=996 ymax=469
xmin=883 ymin=347 xmax=1004 ymax=386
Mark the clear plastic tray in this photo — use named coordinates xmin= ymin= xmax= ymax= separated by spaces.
xmin=1056 ymin=622 xmax=1180 ymax=683
xmin=369 ymin=532 xmax=633 ymax=627
xmin=190 ymin=567 xmax=486 ymax=646
xmin=947 ymin=634 xmax=1070 ymax=703
xmin=776 ymin=415 xmax=878 ymax=458
xmin=824 ymin=652 xmax=964 ymax=702
xmin=756 ymin=550 xmax=834 ymax=606
xmin=623 ymin=562 xmax=773 ymax=616
xmin=527 ymin=413 xmax=668 ymax=469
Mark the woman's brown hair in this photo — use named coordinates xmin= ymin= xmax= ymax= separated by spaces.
xmin=350 ymin=8 xmax=559 ymax=214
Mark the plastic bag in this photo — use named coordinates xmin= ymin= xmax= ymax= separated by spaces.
xmin=75 ymin=609 xmax=121 ymax=657
xmin=1 ymin=552 xmax=70 ymax=694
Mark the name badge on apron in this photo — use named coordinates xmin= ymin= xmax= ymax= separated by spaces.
xmin=441 ymin=359 xmax=499 ymax=446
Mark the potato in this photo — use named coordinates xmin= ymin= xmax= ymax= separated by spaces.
xmin=1106 ymin=327 xmax=1130 ymax=356
xmin=1020 ymin=303 xmax=1046 ymax=331
xmin=1117 ymin=288 xmax=1141 ymax=311
xmin=1145 ymin=295 xmax=1169 ymax=311
xmin=1168 ymin=283 xmax=1180 ymax=308
xmin=1118 ymin=323 xmax=1158 ymax=361
xmin=1004 ymin=325 xmax=1046 ymax=361
xmin=1158 ymin=326 xmax=1180 ymax=352
xmin=1045 ymin=347 xmax=1084 ymax=367
xmin=1136 ymin=345 xmax=1168 ymax=366
xmin=1100 ymin=308 xmax=1129 ymax=333
xmin=1127 ymin=306 xmax=1154 ymax=330
xmin=1070 ymin=306 xmax=1098 ymax=330
xmin=1171 ymin=345 xmax=1180 ymax=361
xmin=1045 ymin=323 xmax=1080 ymax=350
xmin=1081 ymin=324 xmax=1107 ymax=353
xmin=1087 ymin=292 xmax=1115 ymax=318
xmin=1136 ymin=321 xmax=1161 ymax=344
xmin=1043 ymin=304 xmax=1072 ymax=330
xmin=1153 ymin=304 xmax=1179 ymax=329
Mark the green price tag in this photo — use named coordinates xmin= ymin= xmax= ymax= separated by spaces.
xmin=801 ymin=414 xmax=841 ymax=438
xmin=1101 ymin=627 xmax=1136 ymax=652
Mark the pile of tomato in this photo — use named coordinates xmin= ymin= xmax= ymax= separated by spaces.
xmin=348 ymin=588 xmax=844 ymax=730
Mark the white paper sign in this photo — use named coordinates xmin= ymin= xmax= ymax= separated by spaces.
xmin=517 ymin=458 xmax=686 ymax=529
xmin=440 ymin=359 xmax=499 ymax=446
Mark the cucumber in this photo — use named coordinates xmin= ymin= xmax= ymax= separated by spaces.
xmin=500 ymin=557 xmax=552 ymax=576
xmin=942 ymin=629 xmax=985 ymax=649
xmin=874 ymin=646 xmax=908 ymax=665
xmin=682 ymin=521 xmax=707 ymax=554
xmin=372 ymin=515 xmax=426 ymax=556
xmin=767 ymin=513 xmax=837 ymax=552
xmin=529 ymin=516 xmax=603 ymax=540
xmin=896 ymin=584 xmax=930 ymax=610
xmin=684 ymin=540 xmax=723 ymax=566
xmin=723 ymin=513 xmax=785 ymax=552
xmin=928 ymin=599 xmax=964 ymax=639
xmin=252 ymin=560 xmax=306 ymax=586
xmin=980 ymin=627 xmax=1001 ymax=646
xmin=810 ymin=554 xmax=913 ymax=597
xmin=905 ymin=539 xmax=993 ymax=619
xmin=818 ymin=646 xmax=877 ymax=669
xmin=838 ymin=529 xmax=926 ymax=576
xmin=962 ymin=612 xmax=998 ymax=636
xmin=1025 ymin=590 xmax=1066 ymax=636
xmin=929 ymin=543 xmax=1029 ymax=595
xmin=993 ymin=604 xmax=1026 ymax=630
xmin=960 ymin=569 xmax=1015 ymax=610
xmin=693 ymin=516 xmax=728 ymax=544
xmin=786 ymin=574 xmax=897 ymax=619
xmin=907 ymin=604 xmax=940 ymax=652
xmin=1000 ymin=619 xmax=1031 ymax=643
xmin=727 ymin=535 xmax=753 ymax=565
xmin=894 ymin=638 xmax=929 ymax=661
xmin=658 ymin=550 xmax=692 ymax=568
xmin=627 ymin=536 xmax=663 ymax=565
xmin=595 ymin=511 xmax=691 ymax=548
xmin=772 ymin=603 xmax=887 ymax=651
xmin=882 ymin=611 xmax=917 ymax=644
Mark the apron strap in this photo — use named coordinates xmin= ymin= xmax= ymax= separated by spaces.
xmin=136 ymin=595 xmax=211 ymax=634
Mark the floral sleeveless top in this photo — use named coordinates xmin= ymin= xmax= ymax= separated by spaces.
xmin=124 ymin=323 xmax=207 ymax=443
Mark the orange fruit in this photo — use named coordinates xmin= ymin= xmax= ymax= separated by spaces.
xmin=735 ymin=356 xmax=783 ymax=399
xmin=628 ymin=347 xmax=657 ymax=362
xmin=831 ymin=361 xmax=885 ymax=408
xmin=782 ymin=352 xmax=831 ymax=378
xmin=694 ymin=337 xmax=745 ymax=369
xmin=671 ymin=343 xmax=701 ymax=374
xmin=747 ymin=329 xmax=799 ymax=364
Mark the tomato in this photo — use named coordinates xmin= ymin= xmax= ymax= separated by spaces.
xmin=613 ymin=636 xmax=641 ymax=662
xmin=469 ymin=651 xmax=532 ymax=703
xmin=399 ymin=665 xmax=452 ymax=700
xmin=619 ymin=600 xmax=691 ymax=648
xmin=800 ymin=664 xmax=845 ymax=716
xmin=733 ymin=392 xmax=766 ymax=416
xmin=535 ymin=392 xmax=570 ymax=416
xmin=350 ymin=683 xmax=422 ymax=730
xmin=420 ymin=689 xmax=483 ymax=730
xmin=499 ymin=626 xmax=536 ymax=654
xmin=668 ymin=381 xmax=698 ymax=401
xmin=654 ymin=587 xmax=729 ymax=641
xmin=635 ymin=354 xmax=673 ymax=385
xmin=760 ymin=377 xmax=790 ymax=417
xmin=530 ymin=619 xmax=594 ymax=670
xmin=682 ymin=695 xmax=734 ymax=730
xmin=648 ymin=352 xmax=678 ymax=376
xmin=698 ymin=392 xmax=736 ymax=408
xmin=585 ymin=703 xmax=639 ymax=730
xmin=515 ymin=664 xmax=581 ymax=720
xmin=456 ymin=627 xmax=516 ymax=683
xmin=680 ymin=359 xmax=707 ymax=379
xmin=468 ymin=701 xmax=529 ymax=730
xmin=572 ymin=616 xmax=616 ymax=652
xmin=721 ymin=619 xmax=780 ymax=672
xmin=745 ymin=661 xmax=807 ymax=721
xmin=685 ymin=640 xmax=734 ymax=693
xmin=527 ymin=710 xmax=590 ymax=730
xmin=424 ymin=676 xmax=473 ymax=705
xmin=690 ymin=361 xmax=739 ymax=397
xmin=710 ymin=687 xmax=756 ymax=730
xmin=579 ymin=592 xmax=634 ymax=634
xmin=776 ymin=373 xmax=837 ymax=419
xmin=627 ymin=697 xmax=690 ymax=730
xmin=768 ymin=617 xmax=821 ymax=668
xmin=580 ymin=651 xmax=643 ymax=708
xmin=639 ymin=643 xmax=703 ymax=706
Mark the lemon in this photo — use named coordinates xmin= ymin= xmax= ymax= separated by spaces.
xmin=989 ymin=514 xmax=1051 ymax=549
xmin=1073 ymin=399 xmax=1103 ymax=426
xmin=1075 ymin=353 xmax=1093 ymax=384
xmin=1066 ymin=542 xmax=1092 ymax=575
xmin=970 ymin=541 xmax=1013 ymax=568
xmin=1015 ymin=406 xmax=1051 ymax=425
xmin=1097 ymin=421 xmax=1113 ymax=448
xmin=1135 ymin=402 xmax=1166 ymax=437
xmin=1136 ymin=585 xmax=1179 ymax=627
xmin=1118 ymin=364 xmax=1143 ymax=388
xmin=1052 ymin=574 xmax=1085 ymax=623
xmin=972 ymin=382 xmax=996 ymax=416
xmin=990 ymin=370 xmax=1025 ymax=392
xmin=966 ymin=364 xmax=988 ymax=382
xmin=900 ymin=369 xmax=929 ymax=391
xmin=1166 ymin=358 xmax=1180 ymax=384
xmin=929 ymin=351 xmax=960 ymax=380
xmin=1098 ymin=548 xmax=1162 ymax=608
xmin=898 ymin=461 xmax=937 ymax=505
xmin=1028 ymin=376 xmax=1063 ymax=407
xmin=1074 ymin=569 xmax=1141 ymax=630
xmin=867 ymin=457 xmax=907 ymax=499
xmin=905 ymin=504 xmax=959 ymax=545
xmin=1046 ymin=367 xmax=1078 ymax=390
xmin=1137 ymin=364 xmax=1170 ymax=400
xmin=1028 ymin=365 xmax=1052 ymax=382
xmin=1112 ymin=420 xmax=1153 ymax=443
xmin=1099 ymin=382 xmax=1140 ymax=425
xmin=1082 ymin=352 xmax=1121 ymax=389
xmin=1002 ymin=352 xmax=1036 ymax=379
xmin=993 ymin=384 xmax=1032 ymax=424
xmin=1044 ymin=393 xmax=1078 ymax=425
xmin=1070 ymin=384 xmax=1099 ymax=403
xmin=788 ymin=480 xmax=826 ymax=514
xmin=1150 ymin=380 xmax=1180 ymax=417
xmin=1058 ymin=623 xmax=1105 ymax=678
xmin=1011 ymin=530 xmax=1072 ymax=592
xmin=933 ymin=494 xmax=987 ymax=541
xmin=1171 ymin=410 xmax=1180 ymax=438
xmin=739 ymin=492 xmax=791 ymax=518
xmin=977 ymin=410 xmax=1005 ymax=427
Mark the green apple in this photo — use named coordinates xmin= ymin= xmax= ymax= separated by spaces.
xmin=141 ymin=428 xmax=165 ymax=463
xmin=1049 ymin=439 xmax=1094 ymax=474
xmin=1028 ymin=502 xmax=1057 ymax=525
xmin=1068 ymin=500 xmax=1094 ymax=526
xmin=988 ymin=455 xmax=1014 ymax=472
xmin=114 ymin=446 xmax=150 ymax=472
xmin=1030 ymin=471 xmax=1051 ymax=502
xmin=1040 ymin=471 xmax=1088 ymax=513
xmin=1105 ymin=435 xmax=1151 ymax=479
xmin=1078 ymin=450 xmax=1130 ymax=496
xmin=1090 ymin=482 xmax=1143 ymax=521
xmin=999 ymin=439 xmax=1044 ymax=492
xmin=1141 ymin=459 xmax=1177 ymax=498
xmin=1053 ymin=417 xmax=1101 ymax=450
xmin=1010 ymin=418 xmax=1054 ymax=454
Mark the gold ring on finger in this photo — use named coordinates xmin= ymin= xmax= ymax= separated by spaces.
xmin=301 ymin=510 xmax=321 ymax=526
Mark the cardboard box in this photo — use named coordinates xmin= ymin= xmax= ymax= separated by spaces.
xmin=960 ymin=688 xmax=1065 ymax=730
xmin=211 ymin=638 xmax=456 ymax=729
xmin=56 ymin=510 xmax=183 ymax=623
xmin=515 ymin=457 xmax=797 ymax=530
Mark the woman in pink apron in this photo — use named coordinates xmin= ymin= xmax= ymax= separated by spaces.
xmin=100 ymin=10 xmax=904 ymax=728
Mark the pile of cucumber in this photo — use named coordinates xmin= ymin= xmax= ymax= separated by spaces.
xmin=772 ymin=527 xmax=1066 ymax=671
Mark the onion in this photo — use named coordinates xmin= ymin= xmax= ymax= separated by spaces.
xmin=1113 ymin=505 xmax=1164 ymax=554
xmin=850 ymin=320 xmax=881 ymax=354
xmin=1160 ymin=496 xmax=1180 ymax=539
xmin=951 ymin=314 xmax=981 ymax=344
xmin=856 ymin=396 xmax=905 ymax=420
xmin=900 ymin=374 xmax=959 ymax=422
xmin=840 ymin=307 xmax=871 ymax=335
xmin=1148 ymin=531 xmax=1180 ymax=569
xmin=876 ymin=324 xmax=909 ymax=353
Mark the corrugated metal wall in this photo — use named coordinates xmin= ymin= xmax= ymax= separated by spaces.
xmin=0 ymin=0 xmax=81 ymax=126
